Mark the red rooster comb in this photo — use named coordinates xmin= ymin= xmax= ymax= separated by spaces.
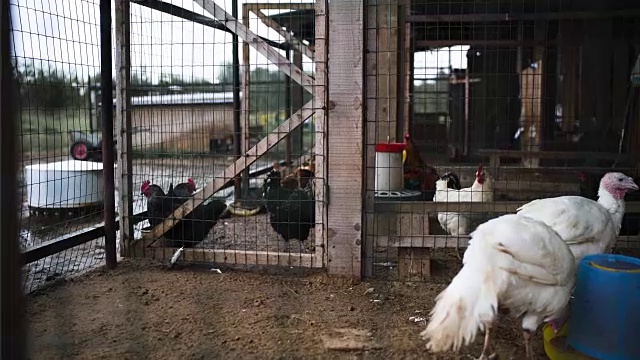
xmin=141 ymin=180 xmax=151 ymax=193
xmin=187 ymin=178 xmax=196 ymax=186
xmin=477 ymin=162 xmax=483 ymax=174
xmin=404 ymin=133 xmax=411 ymax=141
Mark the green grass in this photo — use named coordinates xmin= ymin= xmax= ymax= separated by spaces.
xmin=19 ymin=108 xmax=92 ymax=154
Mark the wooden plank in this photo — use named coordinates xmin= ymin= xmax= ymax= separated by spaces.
xmin=363 ymin=0 xmax=380 ymax=277
xmin=193 ymin=0 xmax=314 ymax=93
xmin=139 ymin=101 xmax=316 ymax=247
xmin=254 ymin=9 xmax=315 ymax=61
xmin=145 ymin=248 xmax=321 ymax=268
xmin=391 ymin=235 xmax=640 ymax=249
xmin=375 ymin=1 xmax=399 ymax=142
xmin=244 ymin=3 xmax=315 ymax=11
xmin=115 ymin=0 xmax=134 ymax=257
xmin=375 ymin=201 xmax=640 ymax=214
xmin=397 ymin=247 xmax=430 ymax=280
xmin=476 ymin=149 xmax=634 ymax=161
xmin=314 ymin=0 xmax=328 ymax=268
xmin=327 ymin=0 xmax=364 ymax=279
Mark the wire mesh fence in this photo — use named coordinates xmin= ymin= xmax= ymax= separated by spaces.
xmin=10 ymin=0 xmax=115 ymax=293
xmin=364 ymin=0 xmax=640 ymax=281
xmin=121 ymin=0 xmax=326 ymax=268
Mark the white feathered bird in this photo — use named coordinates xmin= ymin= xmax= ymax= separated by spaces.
xmin=516 ymin=172 xmax=638 ymax=263
xmin=421 ymin=214 xmax=576 ymax=359
xmin=434 ymin=163 xmax=494 ymax=258
xmin=515 ymin=171 xmax=638 ymax=331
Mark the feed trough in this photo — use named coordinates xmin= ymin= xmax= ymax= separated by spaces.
xmin=25 ymin=160 xmax=105 ymax=216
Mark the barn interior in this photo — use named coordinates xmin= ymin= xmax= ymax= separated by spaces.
xmin=362 ymin=0 xmax=640 ymax=279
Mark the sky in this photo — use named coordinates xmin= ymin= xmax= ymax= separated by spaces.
xmin=10 ymin=0 xmax=468 ymax=84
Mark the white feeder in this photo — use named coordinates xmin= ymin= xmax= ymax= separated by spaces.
xmin=25 ymin=160 xmax=105 ymax=208
xmin=375 ymin=142 xmax=406 ymax=192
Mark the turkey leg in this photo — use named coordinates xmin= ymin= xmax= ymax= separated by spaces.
xmin=467 ymin=324 xmax=498 ymax=360
xmin=523 ymin=329 xmax=534 ymax=359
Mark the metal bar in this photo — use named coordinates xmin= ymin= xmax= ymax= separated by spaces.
xmin=100 ymin=0 xmax=117 ymax=270
xmin=133 ymin=0 xmax=292 ymax=51
xmin=240 ymin=4 xmax=250 ymax=203
xmin=375 ymin=201 xmax=640 ymax=213
xmin=21 ymin=212 xmax=147 ymax=265
xmin=407 ymin=10 xmax=640 ymax=23
xmin=193 ymin=0 xmax=315 ymax=93
xmin=232 ymin=0 xmax=242 ymax=202
xmin=244 ymin=3 xmax=316 ymax=11
xmin=0 ymin=0 xmax=26 ymax=355
xmin=115 ymin=0 xmax=134 ymax=256
xmin=140 ymin=101 xmax=317 ymax=246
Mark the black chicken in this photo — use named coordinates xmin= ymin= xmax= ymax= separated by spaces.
xmin=440 ymin=171 xmax=462 ymax=190
xmin=170 ymin=178 xmax=196 ymax=197
xmin=263 ymin=162 xmax=315 ymax=242
xmin=141 ymin=180 xmax=227 ymax=248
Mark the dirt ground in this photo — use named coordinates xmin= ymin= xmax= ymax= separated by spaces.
xmin=26 ymin=258 xmax=549 ymax=360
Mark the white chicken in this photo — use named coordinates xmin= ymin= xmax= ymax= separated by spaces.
xmin=516 ymin=171 xmax=638 ymax=331
xmin=421 ymin=214 xmax=576 ymax=360
xmin=434 ymin=163 xmax=494 ymax=258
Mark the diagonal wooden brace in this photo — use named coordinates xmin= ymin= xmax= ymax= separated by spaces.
xmin=139 ymin=100 xmax=317 ymax=248
xmin=193 ymin=0 xmax=315 ymax=93
xmin=254 ymin=9 xmax=315 ymax=62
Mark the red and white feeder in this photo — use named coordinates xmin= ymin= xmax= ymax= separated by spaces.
xmin=375 ymin=142 xmax=406 ymax=193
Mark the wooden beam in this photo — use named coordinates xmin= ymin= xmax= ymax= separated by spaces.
xmin=240 ymin=5 xmax=251 ymax=202
xmin=115 ymin=0 xmax=134 ymax=257
xmin=375 ymin=201 xmax=640 ymax=214
xmin=244 ymin=3 xmax=315 ymax=11
xmin=193 ymin=0 xmax=314 ymax=93
xmin=139 ymin=100 xmax=316 ymax=247
xmin=390 ymin=235 xmax=640 ymax=249
xmin=314 ymin=0 xmax=328 ymax=267
xmin=254 ymin=9 xmax=315 ymax=61
xmin=145 ymin=248 xmax=322 ymax=268
xmin=327 ymin=0 xmax=364 ymax=279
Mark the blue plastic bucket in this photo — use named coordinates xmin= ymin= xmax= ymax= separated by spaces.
xmin=567 ymin=254 xmax=640 ymax=360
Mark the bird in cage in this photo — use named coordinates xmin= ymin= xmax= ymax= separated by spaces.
xmin=433 ymin=163 xmax=494 ymax=259
xmin=403 ymin=133 xmax=441 ymax=197
xmin=141 ymin=179 xmax=228 ymax=248
xmin=263 ymin=161 xmax=315 ymax=243
xmin=421 ymin=214 xmax=576 ymax=360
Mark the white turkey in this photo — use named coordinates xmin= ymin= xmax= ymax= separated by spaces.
xmin=433 ymin=163 xmax=494 ymax=258
xmin=421 ymin=214 xmax=576 ymax=359
xmin=516 ymin=171 xmax=638 ymax=331
xmin=516 ymin=172 xmax=638 ymax=263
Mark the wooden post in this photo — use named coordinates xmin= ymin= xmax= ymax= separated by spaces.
xmin=363 ymin=0 xmax=379 ymax=277
xmin=327 ymin=0 xmax=364 ymax=279
xmin=115 ymin=0 xmax=134 ymax=257
xmin=314 ymin=0 xmax=328 ymax=267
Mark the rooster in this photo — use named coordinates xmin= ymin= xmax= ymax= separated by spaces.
xmin=433 ymin=163 xmax=494 ymax=259
xmin=516 ymin=172 xmax=638 ymax=332
xmin=403 ymin=133 xmax=440 ymax=198
xmin=141 ymin=180 xmax=228 ymax=248
xmin=421 ymin=214 xmax=576 ymax=360
xmin=263 ymin=161 xmax=315 ymax=242
xmin=171 ymin=178 xmax=196 ymax=197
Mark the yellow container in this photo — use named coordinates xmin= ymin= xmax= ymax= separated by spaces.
xmin=542 ymin=323 xmax=594 ymax=360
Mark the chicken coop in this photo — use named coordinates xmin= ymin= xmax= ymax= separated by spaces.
xmin=366 ymin=0 xmax=640 ymax=280
xmin=10 ymin=0 xmax=640 ymax=302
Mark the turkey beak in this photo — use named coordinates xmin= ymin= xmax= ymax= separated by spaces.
xmin=625 ymin=177 xmax=639 ymax=191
